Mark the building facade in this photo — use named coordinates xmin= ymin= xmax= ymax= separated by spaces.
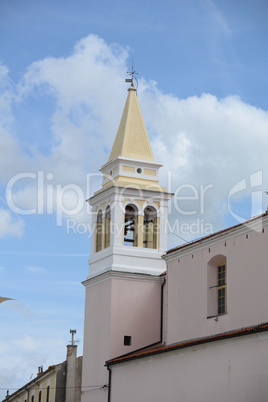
xmin=106 ymin=212 xmax=268 ymax=402
xmin=81 ymin=81 xmax=268 ymax=402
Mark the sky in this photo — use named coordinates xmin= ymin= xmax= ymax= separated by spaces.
xmin=0 ymin=0 xmax=268 ymax=398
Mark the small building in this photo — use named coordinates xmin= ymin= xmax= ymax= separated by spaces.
xmin=3 ymin=331 xmax=82 ymax=402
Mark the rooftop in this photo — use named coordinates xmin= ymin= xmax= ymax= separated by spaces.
xmin=164 ymin=210 xmax=268 ymax=257
xmin=106 ymin=322 xmax=268 ymax=367
xmin=108 ymin=86 xmax=155 ymax=162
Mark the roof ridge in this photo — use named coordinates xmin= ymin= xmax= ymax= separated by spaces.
xmin=106 ymin=321 xmax=268 ymax=366
xmin=165 ymin=210 xmax=268 ymax=255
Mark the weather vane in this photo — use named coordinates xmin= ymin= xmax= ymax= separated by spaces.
xmin=125 ymin=60 xmax=139 ymax=88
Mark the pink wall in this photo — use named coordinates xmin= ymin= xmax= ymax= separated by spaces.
xmin=109 ymin=331 xmax=268 ymax=402
xmin=81 ymin=278 xmax=111 ymax=402
xmin=165 ymin=221 xmax=268 ymax=345
xmin=110 ymin=277 xmax=162 ymax=357
xmin=81 ymin=272 xmax=162 ymax=402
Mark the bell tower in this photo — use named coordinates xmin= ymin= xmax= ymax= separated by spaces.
xmin=81 ymin=83 xmax=172 ymax=402
xmin=87 ymin=84 xmax=171 ymax=278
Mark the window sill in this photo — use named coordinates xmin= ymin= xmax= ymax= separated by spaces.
xmin=207 ymin=313 xmax=227 ymax=320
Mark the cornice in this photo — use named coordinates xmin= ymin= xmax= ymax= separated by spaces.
xmin=82 ymin=269 xmax=163 ymax=288
xmin=88 ymin=185 xmax=173 ymax=204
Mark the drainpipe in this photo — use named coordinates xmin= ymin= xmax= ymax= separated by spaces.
xmin=107 ymin=366 xmax=112 ymax=402
xmin=160 ymin=277 xmax=166 ymax=343
xmin=26 ymin=387 xmax=30 ymax=402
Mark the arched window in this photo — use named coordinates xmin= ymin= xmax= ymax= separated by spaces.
xmin=143 ymin=206 xmax=157 ymax=249
xmin=95 ymin=210 xmax=103 ymax=252
xmin=104 ymin=206 xmax=111 ymax=248
xmin=207 ymin=255 xmax=227 ymax=317
xmin=124 ymin=205 xmax=138 ymax=247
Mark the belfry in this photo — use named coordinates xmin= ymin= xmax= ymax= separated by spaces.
xmin=81 ymin=82 xmax=172 ymax=402
xmin=86 ymin=84 xmax=172 ymax=278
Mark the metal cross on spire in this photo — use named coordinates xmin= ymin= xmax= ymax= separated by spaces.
xmin=125 ymin=60 xmax=139 ymax=88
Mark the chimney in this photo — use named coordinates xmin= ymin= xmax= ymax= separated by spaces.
xmin=65 ymin=330 xmax=78 ymax=402
xmin=37 ymin=366 xmax=43 ymax=376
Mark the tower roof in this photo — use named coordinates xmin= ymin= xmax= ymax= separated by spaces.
xmin=108 ymin=86 xmax=155 ymax=162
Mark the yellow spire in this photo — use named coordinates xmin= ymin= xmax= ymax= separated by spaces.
xmin=108 ymin=86 xmax=155 ymax=162
xmin=95 ymin=84 xmax=166 ymax=195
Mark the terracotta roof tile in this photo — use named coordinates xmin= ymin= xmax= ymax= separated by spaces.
xmin=106 ymin=322 xmax=268 ymax=366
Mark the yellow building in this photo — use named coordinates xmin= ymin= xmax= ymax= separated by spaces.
xmin=2 ymin=333 xmax=82 ymax=402
xmin=4 ymin=364 xmax=63 ymax=402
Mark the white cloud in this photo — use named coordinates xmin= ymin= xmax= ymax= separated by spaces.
xmin=1 ymin=34 xmax=268 ymax=241
xmin=0 ymin=64 xmax=30 ymax=182
xmin=18 ymin=34 xmax=129 ymax=175
xmin=0 ymin=35 xmax=130 ymax=229
xmin=0 ymin=35 xmax=129 ymax=184
xmin=139 ymin=84 xmax=268 ymax=239
xmin=0 ymin=209 xmax=24 ymax=238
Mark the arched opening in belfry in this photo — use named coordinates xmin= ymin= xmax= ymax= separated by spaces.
xmin=104 ymin=206 xmax=111 ymax=248
xmin=143 ymin=206 xmax=157 ymax=249
xmin=95 ymin=210 xmax=103 ymax=252
xmin=124 ymin=205 xmax=138 ymax=247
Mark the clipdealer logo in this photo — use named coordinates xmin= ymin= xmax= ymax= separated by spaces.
xmin=5 ymin=170 xmax=215 ymax=237
xmin=227 ymin=170 xmax=264 ymax=224
xmin=4 ymin=169 xmax=265 ymax=237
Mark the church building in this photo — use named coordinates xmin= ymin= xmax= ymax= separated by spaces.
xmin=81 ymin=82 xmax=268 ymax=402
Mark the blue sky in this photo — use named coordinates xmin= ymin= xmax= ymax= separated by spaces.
xmin=1 ymin=0 xmax=268 ymax=398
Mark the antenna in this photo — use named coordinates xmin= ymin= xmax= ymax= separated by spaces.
xmin=70 ymin=329 xmax=76 ymax=346
xmin=125 ymin=60 xmax=139 ymax=88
